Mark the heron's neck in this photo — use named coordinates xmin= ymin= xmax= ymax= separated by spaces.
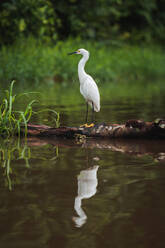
xmin=78 ymin=54 xmax=89 ymax=82
xmin=74 ymin=196 xmax=87 ymax=220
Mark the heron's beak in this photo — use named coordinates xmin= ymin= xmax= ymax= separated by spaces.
xmin=68 ymin=51 xmax=77 ymax=55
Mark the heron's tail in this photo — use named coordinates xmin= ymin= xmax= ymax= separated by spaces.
xmin=94 ymin=103 xmax=100 ymax=112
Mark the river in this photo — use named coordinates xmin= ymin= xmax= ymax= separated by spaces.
xmin=0 ymin=80 xmax=165 ymax=248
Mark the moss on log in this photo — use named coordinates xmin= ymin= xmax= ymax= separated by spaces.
xmin=22 ymin=119 xmax=165 ymax=139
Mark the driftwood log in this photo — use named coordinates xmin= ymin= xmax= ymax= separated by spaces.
xmin=22 ymin=119 xmax=165 ymax=139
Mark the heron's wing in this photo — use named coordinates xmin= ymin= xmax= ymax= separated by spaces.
xmin=80 ymin=75 xmax=100 ymax=112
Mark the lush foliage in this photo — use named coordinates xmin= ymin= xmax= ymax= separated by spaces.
xmin=0 ymin=0 xmax=165 ymax=45
xmin=0 ymin=0 xmax=56 ymax=45
xmin=0 ymin=38 xmax=165 ymax=85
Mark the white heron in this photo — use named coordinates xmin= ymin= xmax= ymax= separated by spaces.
xmin=68 ymin=48 xmax=100 ymax=127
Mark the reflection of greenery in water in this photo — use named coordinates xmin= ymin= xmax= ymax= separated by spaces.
xmin=1 ymin=77 xmax=164 ymax=127
xmin=0 ymin=138 xmax=31 ymax=190
xmin=0 ymin=138 xmax=59 ymax=190
xmin=29 ymin=79 xmax=165 ymax=126
xmin=37 ymin=79 xmax=165 ymax=105
xmin=0 ymin=136 xmax=165 ymax=247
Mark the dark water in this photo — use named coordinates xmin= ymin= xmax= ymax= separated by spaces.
xmin=0 ymin=83 xmax=165 ymax=248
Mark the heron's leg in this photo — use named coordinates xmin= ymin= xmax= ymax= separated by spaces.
xmin=91 ymin=102 xmax=94 ymax=123
xmin=85 ymin=102 xmax=88 ymax=123
xmin=80 ymin=103 xmax=94 ymax=128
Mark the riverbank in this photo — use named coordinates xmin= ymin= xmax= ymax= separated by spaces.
xmin=0 ymin=38 xmax=165 ymax=85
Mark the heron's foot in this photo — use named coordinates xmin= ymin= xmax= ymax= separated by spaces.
xmin=80 ymin=123 xmax=94 ymax=128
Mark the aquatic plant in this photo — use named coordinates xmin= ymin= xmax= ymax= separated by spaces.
xmin=0 ymin=80 xmax=37 ymax=137
xmin=0 ymin=80 xmax=60 ymax=137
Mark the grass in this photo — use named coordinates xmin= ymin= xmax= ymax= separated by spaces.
xmin=0 ymin=80 xmax=36 ymax=137
xmin=0 ymin=80 xmax=60 ymax=137
xmin=0 ymin=37 xmax=165 ymax=85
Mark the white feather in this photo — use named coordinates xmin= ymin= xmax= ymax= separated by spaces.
xmin=80 ymin=75 xmax=100 ymax=112
xmin=77 ymin=48 xmax=100 ymax=112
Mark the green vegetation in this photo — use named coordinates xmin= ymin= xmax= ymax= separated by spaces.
xmin=0 ymin=38 xmax=165 ymax=85
xmin=0 ymin=80 xmax=36 ymax=137
xmin=0 ymin=1 xmax=165 ymax=85
xmin=0 ymin=81 xmax=60 ymax=137
xmin=0 ymin=0 xmax=165 ymax=44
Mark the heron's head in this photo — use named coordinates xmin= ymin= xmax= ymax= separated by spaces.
xmin=68 ymin=48 xmax=89 ymax=57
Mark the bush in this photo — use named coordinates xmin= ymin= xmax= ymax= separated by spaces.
xmin=0 ymin=38 xmax=165 ymax=85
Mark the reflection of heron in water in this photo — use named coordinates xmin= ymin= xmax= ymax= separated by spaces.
xmin=73 ymin=165 xmax=99 ymax=228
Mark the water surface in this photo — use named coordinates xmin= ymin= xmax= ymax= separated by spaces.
xmin=0 ymin=81 xmax=165 ymax=248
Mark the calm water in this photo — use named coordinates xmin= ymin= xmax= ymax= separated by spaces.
xmin=0 ymin=82 xmax=165 ymax=248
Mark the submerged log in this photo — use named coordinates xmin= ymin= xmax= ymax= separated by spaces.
xmin=22 ymin=119 xmax=165 ymax=139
